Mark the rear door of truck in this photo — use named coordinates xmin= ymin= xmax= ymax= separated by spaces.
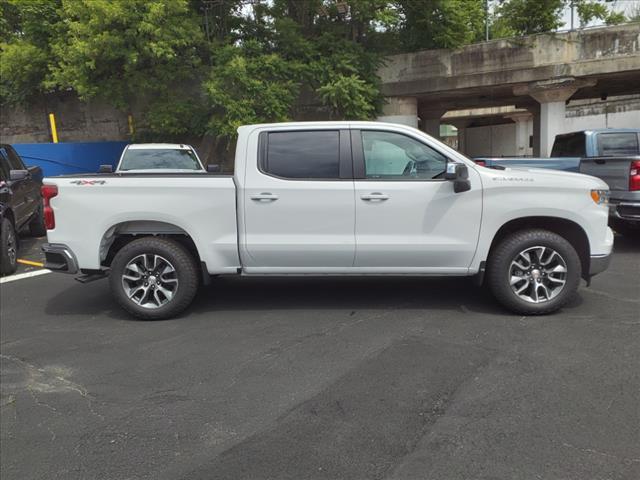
xmin=241 ymin=128 xmax=355 ymax=271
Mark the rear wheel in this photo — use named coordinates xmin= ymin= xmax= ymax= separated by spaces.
xmin=109 ymin=237 xmax=199 ymax=320
xmin=1 ymin=218 xmax=18 ymax=275
xmin=487 ymin=229 xmax=581 ymax=315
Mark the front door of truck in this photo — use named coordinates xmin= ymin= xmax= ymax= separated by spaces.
xmin=352 ymin=129 xmax=482 ymax=273
xmin=242 ymin=129 xmax=355 ymax=272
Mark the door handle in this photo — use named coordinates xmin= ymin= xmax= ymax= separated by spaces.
xmin=361 ymin=192 xmax=390 ymax=201
xmin=251 ymin=192 xmax=279 ymax=202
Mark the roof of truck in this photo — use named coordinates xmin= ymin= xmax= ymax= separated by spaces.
xmin=558 ymin=128 xmax=640 ymax=136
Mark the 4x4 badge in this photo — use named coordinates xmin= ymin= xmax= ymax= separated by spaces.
xmin=70 ymin=180 xmax=106 ymax=185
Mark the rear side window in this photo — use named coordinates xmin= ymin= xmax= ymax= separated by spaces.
xmin=551 ymin=133 xmax=585 ymax=157
xmin=263 ymin=131 xmax=340 ymax=179
xmin=598 ymin=133 xmax=639 ymax=156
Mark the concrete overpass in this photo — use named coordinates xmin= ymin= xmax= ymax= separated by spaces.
xmin=378 ymin=24 xmax=640 ymax=156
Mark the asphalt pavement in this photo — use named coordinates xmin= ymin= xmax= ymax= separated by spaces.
xmin=1 ymin=236 xmax=639 ymax=480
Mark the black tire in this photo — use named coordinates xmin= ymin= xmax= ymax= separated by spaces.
xmin=1 ymin=218 xmax=18 ymax=276
xmin=29 ymin=203 xmax=47 ymax=237
xmin=109 ymin=237 xmax=199 ymax=320
xmin=486 ymin=229 xmax=581 ymax=315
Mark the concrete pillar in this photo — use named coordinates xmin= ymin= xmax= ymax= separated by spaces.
xmin=378 ymin=97 xmax=418 ymax=128
xmin=514 ymin=77 xmax=595 ymax=157
xmin=507 ymin=112 xmax=533 ymax=157
xmin=535 ymin=98 xmax=570 ymax=157
xmin=419 ymin=108 xmax=446 ymax=139
xmin=448 ymin=119 xmax=471 ymax=154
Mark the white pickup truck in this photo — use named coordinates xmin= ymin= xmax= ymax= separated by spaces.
xmin=41 ymin=122 xmax=614 ymax=319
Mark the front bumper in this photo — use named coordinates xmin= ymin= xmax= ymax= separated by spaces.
xmin=609 ymin=198 xmax=640 ymax=223
xmin=42 ymin=243 xmax=79 ymax=274
xmin=588 ymin=252 xmax=612 ymax=277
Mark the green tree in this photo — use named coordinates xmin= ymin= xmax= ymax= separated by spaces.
xmin=0 ymin=0 xmax=61 ymax=105
xmin=204 ymin=41 xmax=300 ymax=137
xmin=397 ymin=0 xmax=486 ymax=51
xmin=202 ymin=0 xmax=391 ymax=137
xmin=492 ymin=0 xmax=565 ymax=36
xmin=574 ymin=0 xmax=626 ymax=26
xmin=491 ymin=0 xmax=627 ymax=37
xmin=46 ymin=0 xmax=205 ymax=136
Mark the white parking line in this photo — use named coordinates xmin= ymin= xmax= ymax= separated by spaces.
xmin=0 ymin=269 xmax=52 ymax=284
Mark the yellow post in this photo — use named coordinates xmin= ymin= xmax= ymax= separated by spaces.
xmin=128 ymin=114 xmax=135 ymax=136
xmin=48 ymin=113 xmax=59 ymax=143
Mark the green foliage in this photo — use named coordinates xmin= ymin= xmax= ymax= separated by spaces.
xmin=317 ymin=74 xmax=378 ymax=119
xmin=397 ymin=0 xmax=486 ymax=50
xmin=0 ymin=40 xmax=48 ymax=105
xmin=0 ymin=0 xmax=633 ymax=139
xmin=202 ymin=0 xmax=388 ymax=137
xmin=204 ymin=42 xmax=300 ymax=137
xmin=491 ymin=0 xmax=626 ymax=37
xmin=493 ymin=0 xmax=565 ymax=36
xmin=47 ymin=0 xmax=204 ymax=108
xmin=574 ymin=0 xmax=626 ymax=26
xmin=0 ymin=0 xmax=61 ymax=105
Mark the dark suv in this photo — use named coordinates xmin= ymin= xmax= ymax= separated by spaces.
xmin=0 ymin=144 xmax=46 ymax=275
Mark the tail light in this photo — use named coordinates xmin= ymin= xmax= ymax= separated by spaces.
xmin=41 ymin=184 xmax=58 ymax=230
xmin=475 ymin=160 xmax=487 ymax=167
xmin=630 ymin=160 xmax=640 ymax=192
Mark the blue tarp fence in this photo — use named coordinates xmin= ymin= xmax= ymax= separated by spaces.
xmin=13 ymin=142 xmax=129 ymax=177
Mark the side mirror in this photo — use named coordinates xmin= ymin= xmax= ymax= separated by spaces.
xmin=445 ymin=162 xmax=471 ymax=193
xmin=9 ymin=169 xmax=29 ymax=181
xmin=98 ymin=164 xmax=113 ymax=173
xmin=207 ymin=164 xmax=221 ymax=173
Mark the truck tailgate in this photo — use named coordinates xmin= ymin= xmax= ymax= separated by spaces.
xmin=579 ymin=156 xmax=640 ymax=192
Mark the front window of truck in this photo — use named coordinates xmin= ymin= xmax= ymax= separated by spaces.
xmin=119 ymin=149 xmax=202 ymax=171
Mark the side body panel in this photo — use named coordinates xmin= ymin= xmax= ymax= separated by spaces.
xmin=470 ymin=167 xmax=614 ymax=271
xmin=44 ymin=175 xmax=240 ymax=273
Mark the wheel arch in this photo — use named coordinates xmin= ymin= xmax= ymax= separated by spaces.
xmin=99 ymin=220 xmax=201 ymax=268
xmin=486 ymin=216 xmax=590 ymax=281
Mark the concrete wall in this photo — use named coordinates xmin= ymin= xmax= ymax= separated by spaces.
xmin=0 ymin=92 xmax=129 ymax=144
xmin=465 ymin=124 xmax=519 ymax=158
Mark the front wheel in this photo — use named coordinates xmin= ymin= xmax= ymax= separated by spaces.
xmin=109 ymin=237 xmax=199 ymax=320
xmin=487 ymin=229 xmax=582 ymax=315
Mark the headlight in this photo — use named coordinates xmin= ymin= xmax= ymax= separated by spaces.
xmin=590 ymin=189 xmax=609 ymax=205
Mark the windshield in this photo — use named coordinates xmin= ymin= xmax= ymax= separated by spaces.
xmin=119 ymin=148 xmax=202 ymax=171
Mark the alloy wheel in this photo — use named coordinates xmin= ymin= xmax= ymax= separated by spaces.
xmin=121 ymin=254 xmax=179 ymax=309
xmin=509 ymin=245 xmax=567 ymax=303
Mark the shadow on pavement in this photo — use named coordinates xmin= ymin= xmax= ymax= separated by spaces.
xmin=612 ymin=233 xmax=640 ymax=253
xmin=44 ymin=274 xmax=589 ymax=321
